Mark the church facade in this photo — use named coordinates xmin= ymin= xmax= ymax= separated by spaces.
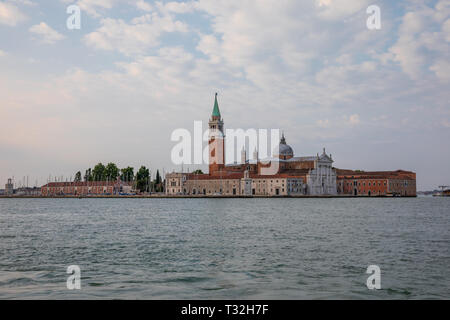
xmin=166 ymin=94 xmax=338 ymax=196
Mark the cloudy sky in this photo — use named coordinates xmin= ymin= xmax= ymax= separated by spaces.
xmin=0 ymin=0 xmax=449 ymax=190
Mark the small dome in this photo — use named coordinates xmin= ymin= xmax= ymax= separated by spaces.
xmin=273 ymin=134 xmax=294 ymax=157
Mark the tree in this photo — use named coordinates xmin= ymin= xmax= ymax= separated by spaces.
xmin=92 ymin=163 xmax=106 ymax=181
xmin=192 ymin=169 xmax=204 ymax=174
xmin=84 ymin=168 xmax=93 ymax=182
xmin=105 ymin=162 xmax=119 ymax=181
xmin=153 ymin=170 xmax=163 ymax=192
xmin=155 ymin=170 xmax=161 ymax=185
xmin=120 ymin=167 xmax=134 ymax=182
xmin=74 ymin=171 xmax=82 ymax=182
xmin=136 ymin=166 xmax=150 ymax=192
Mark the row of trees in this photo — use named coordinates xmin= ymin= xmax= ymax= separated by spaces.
xmin=73 ymin=163 xmax=163 ymax=192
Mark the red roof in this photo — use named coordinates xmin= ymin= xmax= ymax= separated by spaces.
xmin=184 ymin=172 xmax=305 ymax=180
xmin=336 ymin=169 xmax=416 ymax=180
xmin=41 ymin=181 xmax=132 ymax=188
xmin=185 ymin=173 xmax=243 ymax=180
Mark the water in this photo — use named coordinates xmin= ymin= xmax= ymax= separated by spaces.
xmin=0 ymin=197 xmax=449 ymax=299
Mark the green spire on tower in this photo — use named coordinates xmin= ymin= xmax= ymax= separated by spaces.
xmin=212 ymin=92 xmax=221 ymax=118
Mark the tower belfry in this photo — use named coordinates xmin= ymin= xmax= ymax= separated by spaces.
xmin=208 ymin=93 xmax=225 ymax=175
xmin=209 ymin=93 xmax=223 ymax=132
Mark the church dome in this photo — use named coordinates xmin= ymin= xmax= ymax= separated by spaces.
xmin=278 ymin=143 xmax=294 ymax=156
xmin=273 ymin=134 xmax=294 ymax=157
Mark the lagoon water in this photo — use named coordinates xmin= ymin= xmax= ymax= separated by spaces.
xmin=0 ymin=197 xmax=449 ymax=299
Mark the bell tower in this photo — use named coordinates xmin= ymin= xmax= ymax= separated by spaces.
xmin=208 ymin=93 xmax=225 ymax=175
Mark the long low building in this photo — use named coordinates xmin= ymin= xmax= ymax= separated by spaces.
xmin=41 ymin=181 xmax=133 ymax=196
xmin=336 ymin=169 xmax=416 ymax=196
xmin=167 ymin=169 xmax=417 ymax=197
xmin=167 ymin=171 xmax=306 ymax=196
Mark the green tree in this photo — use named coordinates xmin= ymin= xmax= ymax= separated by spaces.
xmin=74 ymin=171 xmax=82 ymax=182
xmin=105 ymin=162 xmax=119 ymax=181
xmin=136 ymin=166 xmax=150 ymax=192
xmin=192 ymin=169 xmax=204 ymax=174
xmin=153 ymin=170 xmax=163 ymax=192
xmin=155 ymin=170 xmax=161 ymax=184
xmin=84 ymin=168 xmax=93 ymax=182
xmin=120 ymin=167 xmax=134 ymax=182
xmin=92 ymin=163 xmax=106 ymax=181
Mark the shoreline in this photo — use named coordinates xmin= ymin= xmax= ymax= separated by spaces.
xmin=0 ymin=195 xmax=417 ymax=199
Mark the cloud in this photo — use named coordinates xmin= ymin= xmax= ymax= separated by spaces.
xmin=196 ymin=34 xmax=221 ymax=63
xmin=348 ymin=114 xmax=360 ymax=126
xmin=430 ymin=59 xmax=450 ymax=82
xmin=29 ymin=22 xmax=65 ymax=44
xmin=389 ymin=1 xmax=450 ymax=80
xmin=157 ymin=1 xmax=197 ymax=14
xmin=317 ymin=119 xmax=330 ymax=128
xmin=84 ymin=12 xmax=189 ymax=55
xmin=136 ymin=0 xmax=152 ymax=12
xmin=0 ymin=1 xmax=27 ymax=26
xmin=61 ymin=0 xmax=116 ymax=17
xmin=315 ymin=0 xmax=370 ymax=20
xmin=9 ymin=0 xmax=36 ymax=6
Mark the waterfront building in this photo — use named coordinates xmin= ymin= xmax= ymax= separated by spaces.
xmin=41 ymin=180 xmax=133 ymax=196
xmin=5 ymin=178 xmax=14 ymax=195
xmin=166 ymin=171 xmax=305 ymax=196
xmin=336 ymin=169 xmax=417 ymax=196
xmin=166 ymin=94 xmax=338 ymax=196
xmin=15 ymin=187 xmax=41 ymax=196
xmin=166 ymin=94 xmax=416 ymax=197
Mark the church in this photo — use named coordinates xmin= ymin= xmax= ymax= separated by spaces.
xmin=165 ymin=94 xmax=338 ymax=196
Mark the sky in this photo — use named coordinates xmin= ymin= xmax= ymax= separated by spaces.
xmin=0 ymin=0 xmax=449 ymax=191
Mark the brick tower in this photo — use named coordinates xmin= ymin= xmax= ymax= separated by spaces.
xmin=208 ymin=93 xmax=225 ymax=175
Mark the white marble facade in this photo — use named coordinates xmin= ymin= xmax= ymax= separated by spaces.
xmin=306 ymin=149 xmax=337 ymax=195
